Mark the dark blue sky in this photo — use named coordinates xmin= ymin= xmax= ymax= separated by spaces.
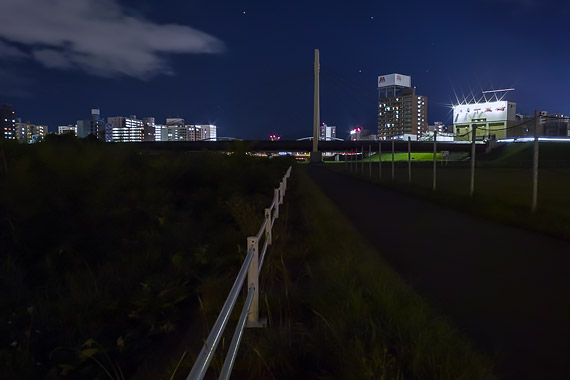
xmin=1 ymin=0 xmax=568 ymax=139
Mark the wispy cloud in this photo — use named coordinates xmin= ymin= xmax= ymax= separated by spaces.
xmin=0 ymin=0 xmax=225 ymax=78
xmin=0 ymin=40 xmax=29 ymax=59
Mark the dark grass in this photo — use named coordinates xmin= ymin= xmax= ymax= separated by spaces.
xmin=0 ymin=139 xmax=293 ymax=379
xmin=334 ymin=145 xmax=570 ymax=241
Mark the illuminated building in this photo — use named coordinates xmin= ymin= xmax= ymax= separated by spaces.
xmin=154 ymin=120 xmax=217 ymax=141
xmin=350 ymin=127 xmax=367 ymax=141
xmin=428 ymin=122 xmax=447 ymax=133
xmin=58 ymin=125 xmax=77 ymax=136
xmin=511 ymin=112 xmax=570 ymax=138
xmin=142 ymin=117 xmax=155 ymax=141
xmin=452 ymin=101 xmax=516 ymax=141
xmin=377 ymin=74 xmax=428 ymax=140
xmin=195 ymin=124 xmax=217 ymax=141
xmin=107 ymin=116 xmax=144 ymax=142
xmin=319 ymin=123 xmax=336 ymax=141
xmin=0 ymin=104 xmax=16 ymax=141
xmin=77 ymin=109 xmax=106 ymax=140
xmin=15 ymin=120 xmax=48 ymax=143
xmin=154 ymin=118 xmax=187 ymax=141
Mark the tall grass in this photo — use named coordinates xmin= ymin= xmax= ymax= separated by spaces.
xmin=0 ymin=139 xmax=293 ymax=379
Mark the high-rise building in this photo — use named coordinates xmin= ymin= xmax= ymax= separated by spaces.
xmin=165 ymin=118 xmax=189 ymax=141
xmin=153 ymin=119 xmax=217 ymax=142
xmin=0 ymin=104 xmax=17 ymax=141
xmin=377 ymin=74 xmax=428 ymax=140
xmin=15 ymin=120 xmax=48 ymax=143
xmin=77 ymin=109 xmax=106 ymax=140
xmin=142 ymin=117 xmax=155 ymax=141
xmin=107 ymin=116 xmax=144 ymax=142
xmin=195 ymin=124 xmax=217 ymax=141
xmin=319 ymin=123 xmax=336 ymax=141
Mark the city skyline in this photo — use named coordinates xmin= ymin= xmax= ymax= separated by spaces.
xmin=0 ymin=0 xmax=569 ymax=139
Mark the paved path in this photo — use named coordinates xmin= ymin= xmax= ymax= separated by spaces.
xmin=308 ymin=165 xmax=570 ymax=380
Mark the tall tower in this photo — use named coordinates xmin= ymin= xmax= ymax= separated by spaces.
xmin=377 ymin=73 xmax=427 ymax=140
xmin=310 ymin=49 xmax=322 ymax=163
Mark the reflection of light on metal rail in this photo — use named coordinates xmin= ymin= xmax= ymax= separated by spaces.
xmin=498 ymin=137 xmax=570 ymax=143
xmin=481 ymin=88 xmax=515 ymax=102
xmin=481 ymin=88 xmax=515 ymax=94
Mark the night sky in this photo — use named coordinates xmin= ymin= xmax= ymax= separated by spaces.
xmin=0 ymin=0 xmax=568 ymax=140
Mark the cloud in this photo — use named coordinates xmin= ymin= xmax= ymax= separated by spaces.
xmin=0 ymin=40 xmax=28 ymax=60
xmin=32 ymin=49 xmax=73 ymax=69
xmin=0 ymin=0 xmax=224 ymax=78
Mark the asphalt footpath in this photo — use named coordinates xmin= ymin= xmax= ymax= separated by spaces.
xmin=308 ymin=165 xmax=570 ymax=380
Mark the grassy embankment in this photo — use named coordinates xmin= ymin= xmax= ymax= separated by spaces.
xmin=184 ymin=166 xmax=494 ymax=380
xmin=334 ymin=142 xmax=570 ymax=239
xmin=0 ymin=137 xmax=293 ymax=379
xmin=363 ymin=152 xmax=445 ymax=162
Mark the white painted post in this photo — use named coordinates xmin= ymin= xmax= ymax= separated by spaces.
xmin=279 ymin=181 xmax=284 ymax=204
xmin=532 ymin=111 xmax=540 ymax=212
xmin=246 ymin=236 xmax=259 ymax=325
xmin=369 ymin=144 xmax=372 ymax=178
xmin=274 ymin=188 xmax=279 ymax=218
xmin=378 ymin=142 xmax=382 ymax=179
xmin=407 ymin=136 xmax=411 ymax=183
xmin=433 ymin=130 xmax=437 ymax=191
xmin=361 ymin=146 xmax=364 ymax=174
xmin=391 ymin=139 xmax=395 ymax=181
xmin=264 ymin=208 xmax=272 ymax=245
xmin=353 ymin=149 xmax=356 ymax=172
xmin=470 ymin=125 xmax=476 ymax=197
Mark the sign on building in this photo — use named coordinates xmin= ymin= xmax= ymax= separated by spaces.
xmin=377 ymin=73 xmax=411 ymax=88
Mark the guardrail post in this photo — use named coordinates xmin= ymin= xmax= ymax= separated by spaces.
xmin=264 ymin=208 xmax=272 ymax=245
xmin=470 ymin=125 xmax=476 ymax=196
xmin=433 ymin=130 xmax=437 ymax=191
xmin=274 ymin=188 xmax=279 ymax=219
xmin=361 ymin=146 xmax=364 ymax=174
xmin=279 ymin=181 xmax=284 ymax=204
xmin=391 ymin=139 xmax=395 ymax=181
xmin=246 ymin=236 xmax=259 ymax=326
xmin=378 ymin=141 xmax=382 ymax=179
xmin=532 ymin=114 xmax=539 ymax=213
xmin=369 ymin=144 xmax=372 ymax=178
xmin=407 ymin=136 xmax=411 ymax=183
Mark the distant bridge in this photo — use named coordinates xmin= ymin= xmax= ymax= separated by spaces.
xmin=296 ymin=137 xmax=345 ymax=142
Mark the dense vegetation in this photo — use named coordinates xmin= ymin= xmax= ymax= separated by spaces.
xmin=0 ymin=138 xmax=292 ymax=379
xmin=1 ymin=137 xmax=495 ymax=379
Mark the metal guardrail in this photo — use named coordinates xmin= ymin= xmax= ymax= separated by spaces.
xmin=186 ymin=166 xmax=292 ymax=380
